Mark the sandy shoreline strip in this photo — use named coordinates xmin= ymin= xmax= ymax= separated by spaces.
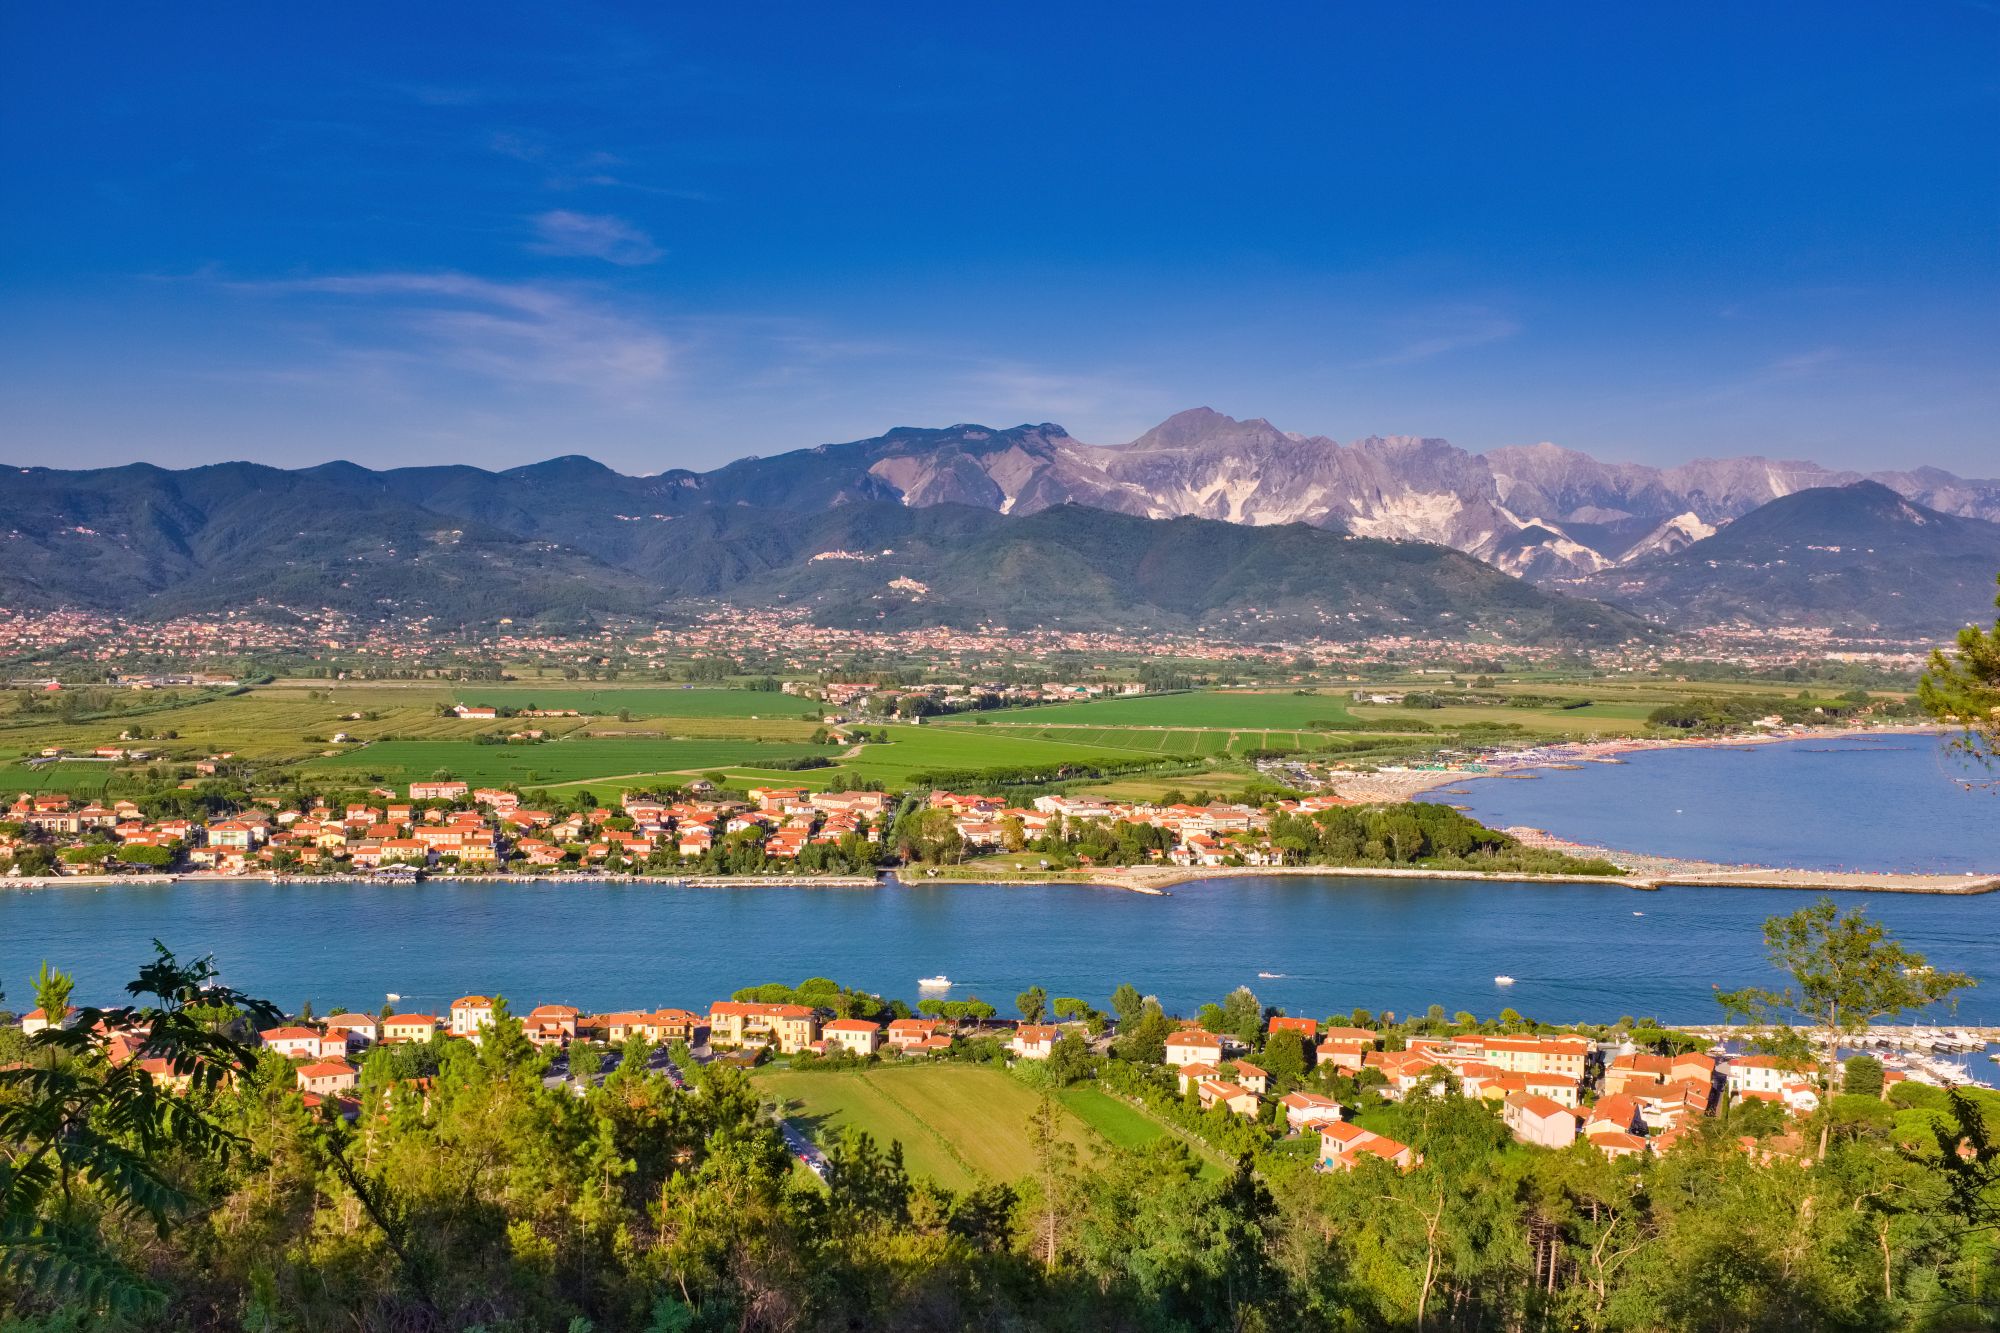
xmin=1324 ymin=722 xmax=1950 ymax=805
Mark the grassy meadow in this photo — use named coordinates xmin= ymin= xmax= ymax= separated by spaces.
xmin=450 ymin=687 xmax=819 ymax=719
xmin=753 ymin=1063 xmax=1186 ymax=1188
xmin=297 ymin=738 xmax=832 ymax=788
xmin=0 ymin=676 xmax=1849 ymax=803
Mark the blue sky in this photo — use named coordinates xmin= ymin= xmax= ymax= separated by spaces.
xmin=2 ymin=3 xmax=1995 ymax=474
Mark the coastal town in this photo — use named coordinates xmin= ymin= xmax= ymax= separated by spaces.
xmin=0 ymin=779 xmax=1388 ymax=878
xmin=11 ymin=973 xmax=1945 ymax=1180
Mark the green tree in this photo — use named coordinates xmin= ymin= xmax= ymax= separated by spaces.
xmin=1219 ymin=986 xmax=1263 ymax=1044
xmin=1045 ymin=1031 xmax=1096 ymax=1086
xmin=1110 ymin=982 xmax=1144 ymax=1027
xmin=1718 ymin=898 xmax=1974 ymax=1156
xmin=1023 ymin=1095 xmax=1082 ymax=1272
xmin=1016 ymin=985 xmax=1049 ymax=1024
xmin=1259 ymin=1029 xmax=1308 ymax=1088
xmin=999 ymin=814 xmax=1025 ymax=853
xmin=1113 ymin=999 xmax=1174 ymax=1065
xmin=1844 ymin=1053 xmax=1885 ymax=1100
xmin=0 ymin=946 xmax=282 ymax=1310
xmin=1920 ymin=573 xmax=2000 ymax=769
xmin=891 ymin=807 xmax=965 ymax=865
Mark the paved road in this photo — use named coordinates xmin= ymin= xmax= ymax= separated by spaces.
xmin=776 ymin=1115 xmax=830 ymax=1180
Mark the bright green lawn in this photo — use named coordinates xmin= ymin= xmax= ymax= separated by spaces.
xmin=1055 ymin=1085 xmax=1171 ymax=1151
xmin=754 ymin=1063 xmax=1102 ymax=1190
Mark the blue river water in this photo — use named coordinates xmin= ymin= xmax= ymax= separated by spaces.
xmin=1423 ymin=734 xmax=2000 ymax=875
xmin=5 ymin=874 xmax=1999 ymax=1027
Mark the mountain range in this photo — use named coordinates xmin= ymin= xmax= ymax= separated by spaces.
xmin=4 ymin=409 xmax=1997 ymax=641
xmin=653 ymin=407 xmax=2000 ymax=583
xmin=1560 ymin=481 xmax=2000 ymax=637
xmin=0 ymin=459 xmax=1646 ymax=643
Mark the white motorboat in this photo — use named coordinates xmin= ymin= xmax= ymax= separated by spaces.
xmin=918 ymin=975 xmax=951 ymax=990
xmin=1494 ymin=975 xmax=1516 ymax=986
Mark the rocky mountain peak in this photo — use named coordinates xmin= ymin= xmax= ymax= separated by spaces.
xmin=629 ymin=408 xmax=2000 ymax=586
xmin=1121 ymin=407 xmax=1281 ymax=452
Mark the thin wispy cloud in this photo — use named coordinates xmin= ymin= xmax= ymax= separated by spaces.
xmin=1352 ymin=309 xmax=1522 ymax=369
xmin=526 ymin=210 xmax=664 ymax=265
xmin=234 ymin=271 xmax=675 ymax=401
xmin=488 ymin=128 xmax=552 ymax=163
xmin=1763 ymin=347 xmax=1847 ymax=379
xmin=951 ymin=362 xmax=1165 ymax=435
xmin=558 ymin=174 xmax=713 ymax=202
xmin=489 ymin=130 xmax=711 ymax=201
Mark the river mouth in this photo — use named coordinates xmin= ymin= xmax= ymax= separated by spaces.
xmin=7 ymin=873 xmax=2000 ymax=1028
xmin=1421 ymin=734 xmax=1999 ymax=876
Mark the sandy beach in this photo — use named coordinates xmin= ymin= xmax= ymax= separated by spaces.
xmin=1322 ymin=723 xmax=1949 ymax=804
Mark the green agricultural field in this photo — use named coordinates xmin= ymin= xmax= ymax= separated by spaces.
xmin=753 ymin=1063 xmax=1104 ymax=1190
xmin=557 ymin=723 xmax=1165 ymax=800
xmin=451 ymin=687 xmax=815 ymax=719
xmin=973 ymin=689 xmax=1363 ymax=730
xmin=573 ymin=715 xmax=822 ymax=741
xmin=0 ymin=689 xmax=579 ymax=764
xmin=948 ymin=723 xmax=1349 ymax=758
xmin=0 ymin=761 xmax=123 ymax=798
xmin=297 ymin=737 xmax=832 ymax=789
xmin=831 ymin=725 xmax=1154 ymax=785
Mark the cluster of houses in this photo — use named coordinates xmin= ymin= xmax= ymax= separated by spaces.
xmin=18 ymin=992 xmax=963 ymax=1121
xmin=1115 ymin=1018 xmax=1829 ymax=1171
xmin=3 ymin=783 xmax=894 ymax=876
xmin=927 ymin=789 xmax=1354 ymax=867
xmin=12 ymin=981 xmax=1845 ymax=1170
xmin=791 ymin=679 xmax=1147 ymax=715
xmin=5 ymin=777 xmax=1352 ymax=875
